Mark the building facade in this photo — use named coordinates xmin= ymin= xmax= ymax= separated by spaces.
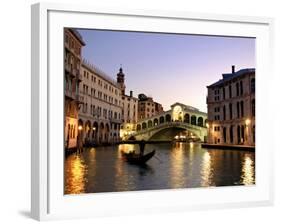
xmin=64 ymin=28 xmax=85 ymax=150
xmin=116 ymin=68 xmax=139 ymax=139
xmin=78 ymin=61 xmax=123 ymax=145
xmin=206 ymin=66 xmax=255 ymax=146
xmin=138 ymin=94 xmax=164 ymax=120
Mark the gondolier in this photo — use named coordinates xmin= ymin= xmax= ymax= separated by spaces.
xmin=139 ymin=139 xmax=146 ymax=156
xmin=121 ymin=140 xmax=156 ymax=165
xmin=121 ymin=149 xmax=155 ymax=165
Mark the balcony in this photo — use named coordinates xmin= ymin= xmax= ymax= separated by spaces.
xmin=65 ymin=89 xmax=75 ymax=100
xmin=110 ymin=118 xmax=123 ymax=124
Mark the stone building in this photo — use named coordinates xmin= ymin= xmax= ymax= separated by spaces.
xmin=78 ymin=61 xmax=123 ymax=145
xmin=116 ymin=68 xmax=138 ymax=125
xmin=206 ymin=66 xmax=255 ymax=146
xmin=116 ymin=68 xmax=139 ymax=139
xmin=137 ymin=94 xmax=164 ymax=120
xmin=64 ymin=28 xmax=85 ymax=150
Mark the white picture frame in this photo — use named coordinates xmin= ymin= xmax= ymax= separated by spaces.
xmin=31 ymin=2 xmax=274 ymax=221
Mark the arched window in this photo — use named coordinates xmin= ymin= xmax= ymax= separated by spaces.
xmin=223 ymin=127 xmax=227 ymax=143
xmin=198 ymin=117 xmax=203 ymax=127
xmin=241 ymin=125 xmax=245 ymax=143
xmin=240 ymin=101 xmax=244 ymax=117
xmin=136 ymin=124 xmax=141 ymax=131
xmin=142 ymin=122 xmax=147 ymax=129
xmin=229 ymin=103 xmax=233 ymax=119
xmin=229 ymin=85 xmax=232 ymax=98
xmin=191 ymin=115 xmax=197 ymax=125
xmin=99 ymin=122 xmax=104 ymax=142
xmin=71 ymin=124 xmax=74 ymax=138
xmin=153 ymin=118 xmax=159 ymax=126
xmin=240 ymin=80 xmax=243 ymax=95
xmin=251 ymin=78 xmax=255 ymax=93
xmin=237 ymin=125 xmax=241 ymax=144
xmin=159 ymin=116 xmax=165 ymax=124
xmin=148 ymin=120 xmax=152 ymax=128
xmin=236 ymin=82 xmax=239 ymax=96
xmin=184 ymin=113 xmax=190 ymax=123
xmin=229 ymin=125 xmax=233 ymax=143
xmin=251 ymin=99 xmax=255 ymax=116
xmin=165 ymin=114 xmax=171 ymax=122
xmin=67 ymin=124 xmax=70 ymax=139
xmin=236 ymin=101 xmax=240 ymax=118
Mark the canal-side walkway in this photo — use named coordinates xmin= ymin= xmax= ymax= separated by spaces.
xmin=202 ymin=143 xmax=255 ymax=152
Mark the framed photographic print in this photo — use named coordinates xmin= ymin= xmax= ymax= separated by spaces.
xmin=31 ymin=2 xmax=274 ymax=221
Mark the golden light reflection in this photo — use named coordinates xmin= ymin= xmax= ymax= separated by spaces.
xmin=170 ymin=142 xmax=185 ymax=188
xmin=65 ymin=155 xmax=87 ymax=194
xmin=115 ymin=144 xmax=135 ymax=191
xmin=118 ymin=144 xmax=136 ymax=154
xmin=200 ymin=151 xmax=213 ymax=187
xmin=241 ymin=155 xmax=255 ymax=185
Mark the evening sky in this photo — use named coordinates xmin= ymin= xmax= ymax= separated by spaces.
xmin=77 ymin=29 xmax=255 ymax=112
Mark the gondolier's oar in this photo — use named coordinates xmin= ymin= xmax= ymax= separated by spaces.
xmin=154 ymin=155 xmax=162 ymax=163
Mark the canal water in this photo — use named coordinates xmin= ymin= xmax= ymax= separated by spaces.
xmin=64 ymin=142 xmax=255 ymax=194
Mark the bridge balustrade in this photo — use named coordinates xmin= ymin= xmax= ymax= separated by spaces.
xmin=132 ymin=120 xmax=206 ymax=136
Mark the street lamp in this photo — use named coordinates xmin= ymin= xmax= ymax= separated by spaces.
xmin=77 ymin=125 xmax=83 ymax=153
xmin=245 ymin=119 xmax=251 ymax=126
xmin=245 ymin=119 xmax=251 ymax=144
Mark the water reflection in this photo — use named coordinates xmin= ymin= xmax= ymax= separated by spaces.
xmin=241 ymin=154 xmax=255 ymax=185
xmin=170 ymin=142 xmax=185 ymax=188
xmin=64 ymin=143 xmax=255 ymax=194
xmin=64 ymin=155 xmax=87 ymax=194
xmin=200 ymin=151 xmax=213 ymax=187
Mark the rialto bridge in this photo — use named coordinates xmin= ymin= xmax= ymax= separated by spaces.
xmin=124 ymin=103 xmax=208 ymax=142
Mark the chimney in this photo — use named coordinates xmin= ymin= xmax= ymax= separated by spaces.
xmin=232 ymin=65 xmax=235 ymax=74
xmin=130 ymin=90 xmax=133 ymax=97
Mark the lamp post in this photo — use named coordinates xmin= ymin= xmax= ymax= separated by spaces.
xmin=245 ymin=119 xmax=251 ymax=144
xmin=92 ymin=126 xmax=96 ymax=145
xmin=205 ymin=122 xmax=210 ymax=143
xmin=78 ymin=125 xmax=83 ymax=153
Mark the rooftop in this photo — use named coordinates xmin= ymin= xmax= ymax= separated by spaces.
xmin=207 ymin=67 xmax=255 ymax=88
xmin=69 ymin=28 xmax=86 ymax=46
xmin=82 ymin=59 xmax=120 ymax=87
xmin=169 ymin=102 xmax=206 ymax=115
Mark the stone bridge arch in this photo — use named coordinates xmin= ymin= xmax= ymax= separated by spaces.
xmin=130 ymin=121 xmax=207 ymax=142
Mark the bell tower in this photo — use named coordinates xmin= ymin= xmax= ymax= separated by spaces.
xmin=117 ymin=66 xmax=126 ymax=95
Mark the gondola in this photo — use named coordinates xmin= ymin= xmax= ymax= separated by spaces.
xmin=121 ymin=150 xmax=156 ymax=165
